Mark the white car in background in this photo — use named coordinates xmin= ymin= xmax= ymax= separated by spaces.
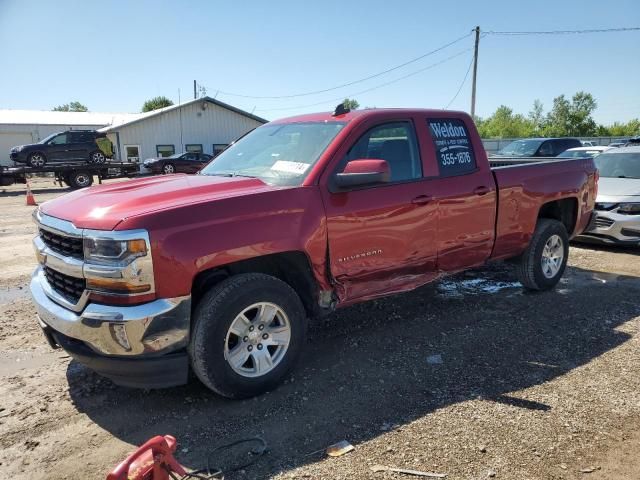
xmin=578 ymin=146 xmax=640 ymax=246
xmin=581 ymin=140 xmax=597 ymax=147
xmin=557 ymin=146 xmax=611 ymax=158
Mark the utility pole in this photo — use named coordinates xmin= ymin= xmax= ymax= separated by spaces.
xmin=193 ymin=80 xmax=197 ymax=100
xmin=470 ymin=26 xmax=480 ymax=119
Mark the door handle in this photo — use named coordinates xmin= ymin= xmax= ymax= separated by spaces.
xmin=411 ymin=195 xmax=433 ymax=205
xmin=473 ymin=186 xmax=491 ymax=196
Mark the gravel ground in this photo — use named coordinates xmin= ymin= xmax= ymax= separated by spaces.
xmin=1 ymin=178 xmax=639 ymax=479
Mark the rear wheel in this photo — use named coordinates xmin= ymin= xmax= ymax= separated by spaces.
xmin=162 ymin=163 xmax=175 ymax=174
xmin=89 ymin=150 xmax=106 ymax=164
xmin=68 ymin=171 xmax=94 ymax=189
xmin=189 ymin=273 xmax=307 ymax=398
xmin=27 ymin=152 xmax=46 ymax=167
xmin=516 ymin=219 xmax=569 ymax=291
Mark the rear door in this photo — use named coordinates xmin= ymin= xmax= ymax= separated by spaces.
xmin=424 ymin=117 xmax=497 ymax=271
xmin=322 ymin=117 xmax=439 ymax=302
xmin=66 ymin=132 xmax=91 ymax=160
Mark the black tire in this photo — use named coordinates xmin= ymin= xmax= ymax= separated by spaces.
xmin=162 ymin=163 xmax=176 ymax=174
xmin=516 ymin=218 xmax=569 ymax=291
xmin=89 ymin=150 xmax=106 ymax=164
xmin=27 ymin=152 xmax=47 ymax=168
xmin=189 ymin=273 xmax=307 ymax=398
xmin=68 ymin=171 xmax=94 ymax=189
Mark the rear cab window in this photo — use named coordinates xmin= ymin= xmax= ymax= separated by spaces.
xmin=426 ymin=119 xmax=477 ymax=177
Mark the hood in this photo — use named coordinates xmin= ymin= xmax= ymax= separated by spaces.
xmin=40 ymin=174 xmax=280 ymax=230
xmin=596 ymin=177 xmax=640 ymax=203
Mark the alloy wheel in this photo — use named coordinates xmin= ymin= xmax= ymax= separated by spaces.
xmin=224 ymin=302 xmax=291 ymax=378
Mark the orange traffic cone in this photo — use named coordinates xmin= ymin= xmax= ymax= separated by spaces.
xmin=26 ymin=181 xmax=37 ymax=206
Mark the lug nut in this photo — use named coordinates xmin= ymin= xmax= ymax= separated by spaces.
xmin=249 ymin=326 xmax=254 ymax=332
xmin=258 ymin=324 xmax=265 ymax=330
xmin=243 ymin=336 xmax=248 ymax=342
xmin=262 ymin=333 xmax=268 ymax=339
xmin=247 ymin=345 xmax=253 ymax=351
xmin=257 ymin=344 xmax=263 ymax=350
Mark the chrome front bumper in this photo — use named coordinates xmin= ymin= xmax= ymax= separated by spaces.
xmin=31 ymin=266 xmax=191 ymax=356
xmin=577 ymin=211 xmax=640 ymax=245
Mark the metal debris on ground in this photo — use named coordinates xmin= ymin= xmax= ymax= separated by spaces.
xmin=371 ymin=464 xmax=446 ymax=477
xmin=326 ymin=440 xmax=355 ymax=457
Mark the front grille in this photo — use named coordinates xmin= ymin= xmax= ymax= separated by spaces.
xmin=43 ymin=266 xmax=86 ymax=304
xmin=40 ymin=229 xmax=83 ymax=259
xmin=594 ymin=216 xmax=615 ymax=229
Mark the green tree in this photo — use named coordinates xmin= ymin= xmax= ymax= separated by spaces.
xmin=476 ymin=105 xmax=535 ymax=138
xmin=52 ymin=101 xmax=88 ymax=112
xmin=606 ymin=119 xmax=640 ymax=136
xmin=544 ymin=91 xmax=597 ymax=136
xmin=141 ymin=96 xmax=174 ymax=112
xmin=528 ymin=99 xmax=545 ymax=135
xmin=342 ymin=98 xmax=360 ymax=110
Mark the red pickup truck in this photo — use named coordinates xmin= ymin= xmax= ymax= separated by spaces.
xmin=30 ymin=108 xmax=598 ymax=398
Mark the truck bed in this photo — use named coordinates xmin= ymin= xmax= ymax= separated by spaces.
xmin=489 ymin=156 xmax=598 ymax=260
xmin=489 ymin=156 xmax=574 ymax=168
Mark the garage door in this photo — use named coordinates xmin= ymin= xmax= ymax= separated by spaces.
xmin=0 ymin=132 xmax=34 ymax=166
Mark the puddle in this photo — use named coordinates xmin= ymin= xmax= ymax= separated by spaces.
xmin=437 ymin=278 xmax=522 ymax=298
xmin=0 ymin=285 xmax=29 ymax=305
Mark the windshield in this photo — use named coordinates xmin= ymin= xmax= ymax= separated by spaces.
xmin=558 ymin=149 xmax=602 ymax=158
xmin=497 ymin=139 xmax=543 ymax=156
xmin=166 ymin=153 xmax=184 ymax=159
xmin=595 ymin=152 xmax=640 ymax=179
xmin=200 ymin=121 xmax=346 ymax=186
xmin=39 ymin=133 xmax=60 ymax=144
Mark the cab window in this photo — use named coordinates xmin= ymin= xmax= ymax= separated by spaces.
xmin=341 ymin=121 xmax=422 ymax=182
xmin=48 ymin=133 xmax=68 ymax=145
xmin=427 ymin=118 xmax=477 ymax=177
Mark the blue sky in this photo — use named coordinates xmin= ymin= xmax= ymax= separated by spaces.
xmin=0 ymin=0 xmax=638 ymax=124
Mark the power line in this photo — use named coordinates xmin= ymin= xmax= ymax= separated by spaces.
xmin=207 ymin=31 xmax=473 ymax=100
xmin=254 ymin=48 xmax=473 ymax=112
xmin=444 ymin=53 xmax=475 ymax=110
xmin=485 ymin=26 xmax=640 ymax=35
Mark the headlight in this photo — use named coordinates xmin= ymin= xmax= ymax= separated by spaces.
xmin=83 ymin=237 xmax=147 ymax=266
xmin=83 ymin=231 xmax=154 ymax=295
xmin=618 ymin=203 xmax=640 ymax=214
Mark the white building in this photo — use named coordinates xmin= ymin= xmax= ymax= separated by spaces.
xmin=100 ymin=97 xmax=266 ymax=163
xmin=0 ymin=97 xmax=266 ymax=166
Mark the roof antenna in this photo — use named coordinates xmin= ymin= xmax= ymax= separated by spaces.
xmin=332 ymin=102 xmax=350 ymax=117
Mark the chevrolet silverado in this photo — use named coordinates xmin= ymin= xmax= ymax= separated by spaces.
xmin=30 ymin=107 xmax=598 ymax=398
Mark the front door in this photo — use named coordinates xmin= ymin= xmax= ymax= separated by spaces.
xmin=322 ymin=120 xmax=439 ymax=303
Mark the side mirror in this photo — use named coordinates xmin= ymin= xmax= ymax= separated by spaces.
xmin=334 ymin=159 xmax=391 ymax=189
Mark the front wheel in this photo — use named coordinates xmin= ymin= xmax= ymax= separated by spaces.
xmin=162 ymin=163 xmax=175 ymax=174
xmin=27 ymin=152 xmax=47 ymax=168
xmin=189 ymin=273 xmax=307 ymax=398
xmin=516 ymin=219 xmax=569 ymax=291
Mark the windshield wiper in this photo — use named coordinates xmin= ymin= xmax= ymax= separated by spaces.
xmin=202 ymin=172 xmax=257 ymax=179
